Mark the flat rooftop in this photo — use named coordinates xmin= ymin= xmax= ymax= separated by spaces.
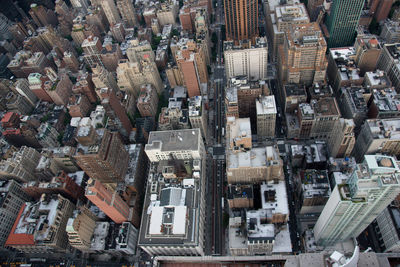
xmin=256 ymin=95 xmax=277 ymax=115
xmin=146 ymin=128 xmax=201 ymax=152
xmin=138 ymin=160 xmax=203 ymax=248
xmin=228 ymin=146 xmax=279 ymax=169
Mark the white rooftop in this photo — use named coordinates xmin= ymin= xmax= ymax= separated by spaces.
xmin=228 ymin=146 xmax=279 ymax=169
xmin=256 ymin=95 xmax=277 ymax=115
xmin=260 ymin=181 xmax=289 ymax=216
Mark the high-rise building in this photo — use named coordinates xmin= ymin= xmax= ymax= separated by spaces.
xmin=354 ymin=35 xmax=381 ymax=75
xmin=271 ymin=3 xmax=310 ymax=60
xmin=0 ymin=180 xmax=30 ymax=247
xmin=0 ymin=146 xmax=41 ymax=182
xmin=73 ymin=72 xmax=98 ymax=103
xmin=145 ymin=128 xmax=205 ymax=162
xmin=328 ymin=118 xmax=356 ymax=158
xmin=137 ymin=84 xmax=159 ymax=118
xmin=226 ymin=146 xmax=284 ymax=183
xmin=188 ymin=96 xmax=208 ymax=139
xmin=370 ymin=0 xmax=394 ymax=22
xmin=380 ymin=21 xmax=400 ymax=43
xmin=5 ymin=194 xmax=75 ymax=253
xmin=175 ymin=38 xmax=208 ymax=97
xmin=66 ymin=206 xmax=98 ymax=251
xmin=280 ymin=22 xmax=327 ymax=86
xmin=314 ymin=155 xmax=400 ymax=246
xmin=116 ymin=59 xmax=163 ymax=95
xmin=82 ymin=35 xmax=104 ymax=68
xmin=74 ymin=130 xmax=129 ymax=183
xmin=116 ymin=0 xmax=137 ymax=27
xmin=377 ymin=43 xmax=400 ymax=92
xmin=224 ymin=0 xmax=258 ymax=43
xmin=100 ymin=88 xmax=133 ymax=137
xmin=29 ymin=4 xmax=58 ymax=28
xmin=85 ymin=179 xmax=130 ymax=224
xmin=92 ymin=63 xmax=119 ymax=92
xmin=14 ymin=78 xmax=38 ymax=106
xmin=224 ymin=37 xmax=268 ymax=81
xmin=325 ymin=0 xmax=364 ymax=48
xmin=256 ymin=95 xmax=277 ymax=139
xmin=352 ymin=119 xmax=400 ymax=162
xmin=101 ymin=0 xmax=121 ymax=26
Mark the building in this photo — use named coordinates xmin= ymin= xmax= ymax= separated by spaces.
xmin=227 ymin=117 xmax=252 ymax=151
xmin=73 ymin=73 xmax=98 ymax=103
xmin=82 ymin=36 xmax=104 ymax=68
xmin=46 ymin=74 xmax=73 ymax=106
xmin=370 ymin=0 xmax=393 ymax=22
xmin=229 ymin=182 xmax=291 ymax=255
xmin=227 ymin=184 xmax=254 ymax=209
xmin=116 ymin=0 xmax=137 ymax=27
xmin=145 ymin=128 xmax=205 ymax=162
xmin=381 ymin=20 xmax=400 ymax=44
xmin=68 ymin=94 xmax=91 ymax=118
xmin=224 ymin=0 xmax=258 ymax=43
xmin=63 ymin=51 xmax=80 ymax=72
xmin=29 ymin=4 xmax=57 ymax=27
xmin=5 ymin=194 xmax=75 ymax=253
xmin=92 ymin=64 xmax=119 ymax=92
xmin=138 ymin=155 xmax=206 ymax=255
xmin=227 ymin=77 xmax=269 ymax=122
xmin=157 ymin=1 xmax=178 ymax=26
xmin=117 ymin=59 xmax=163 ymax=96
xmin=283 ymin=83 xmax=307 ymax=113
xmin=280 ymin=22 xmax=327 ymax=86
xmin=309 ymin=97 xmax=341 ymax=140
xmin=85 ymin=179 xmax=130 ymax=224
xmin=0 ymin=180 xmax=30 ymax=247
xmin=5 ymin=92 xmax=34 ymax=115
xmin=377 ymin=43 xmax=400 ymax=92
xmin=271 ymin=3 xmax=310 ymax=60
xmin=224 ymin=37 xmax=268 ymax=81
xmin=66 ymin=206 xmax=98 ymax=251
xmin=137 ymin=84 xmax=159 ymax=118
xmin=22 ymin=171 xmax=85 ymax=203
xmin=327 ymin=47 xmax=363 ymax=94
xmin=99 ymin=88 xmax=133 ymax=137
xmin=328 ymin=119 xmax=356 ymax=158
xmin=324 ymin=0 xmax=364 ymax=48
xmin=337 ymin=86 xmax=368 ymax=133
xmin=188 ymin=96 xmax=207 ymax=139
xmin=175 ymin=38 xmax=208 ymax=97
xmin=0 ymin=146 xmax=41 ymax=182
xmin=225 ymin=86 xmax=239 ymax=118
xmin=74 ymin=130 xmax=129 ymax=183
xmin=353 ymin=119 xmax=400 ymax=162
xmin=314 ymin=155 xmax=400 ymax=246
xmin=354 ymin=35 xmax=381 ymax=75
xmin=364 ymin=70 xmax=392 ymax=89
xmin=297 ymin=170 xmax=330 ymax=232
xmin=36 ymin=122 xmax=59 ymax=148
xmin=371 ymin=204 xmax=400 ymax=252
xmin=101 ymin=0 xmax=121 ymax=25
xmin=367 ymin=88 xmax=400 ymax=119
xmin=256 ymin=95 xmax=277 ymax=139
xmin=227 ymin=146 xmax=284 ymax=183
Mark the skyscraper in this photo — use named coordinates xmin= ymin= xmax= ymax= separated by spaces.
xmin=314 ymin=155 xmax=400 ymax=246
xmin=74 ymin=130 xmax=129 ymax=183
xmin=325 ymin=0 xmax=364 ymax=48
xmin=85 ymin=179 xmax=130 ymax=224
xmin=224 ymin=0 xmax=258 ymax=43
